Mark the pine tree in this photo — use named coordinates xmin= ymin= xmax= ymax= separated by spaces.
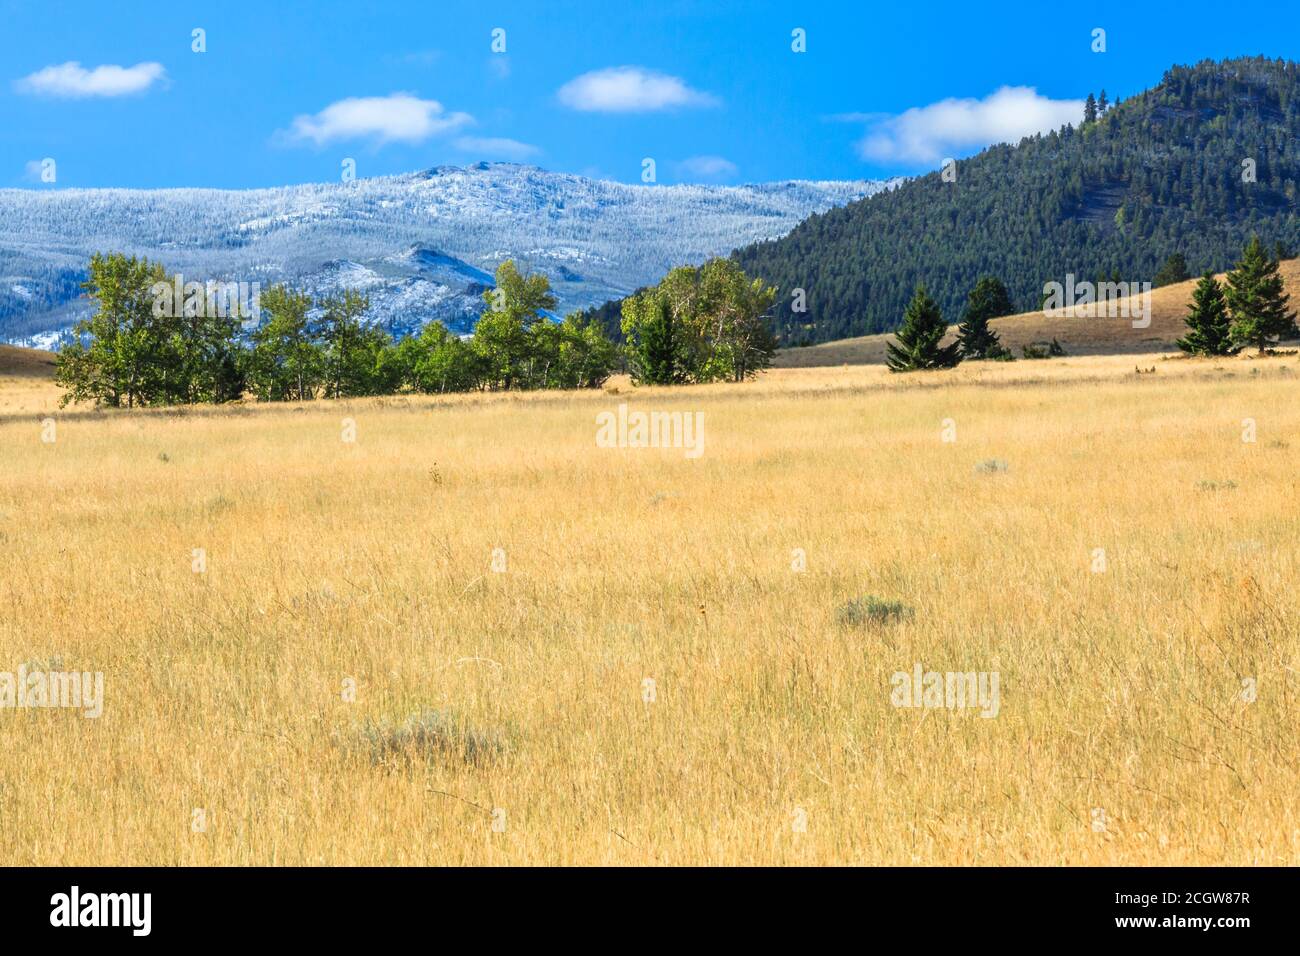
xmin=1084 ymin=93 xmax=1098 ymax=124
xmin=955 ymin=276 xmax=1013 ymax=359
xmin=1153 ymin=252 xmax=1190 ymax=288
xmin=886 ymin=286 xmax=960 ymax=372
xmin=1225 ymin=237 xmax=1299 ymax=354
xmin=1098 ymin=89 xmax=1109 ymax=114
xmin=621 ymin=289 xmax=687 ymax=384
xmin=1176 ymin=273 xmax=1236 ymax=356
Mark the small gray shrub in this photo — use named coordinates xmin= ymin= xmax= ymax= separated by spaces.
xmin=837 ymin=596 xmax=915 ymax=627
xmin=353 ymin=710 xmax=502 ymax=768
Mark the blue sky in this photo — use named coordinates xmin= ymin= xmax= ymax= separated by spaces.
xmin=1 ymin=0 xmax=1296 ymax=190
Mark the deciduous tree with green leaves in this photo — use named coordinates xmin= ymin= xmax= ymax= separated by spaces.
xmin=318 ymin=289 xmax=382 ymax=398
xmin=697 ymin=258 xmax=778 ymax=382
xmin=474 ymin=260 xmax=558 ymax=390
xmin=55 ymin=252 xmax=169 ymax=407
xmin=168 ymin=303 xmax=246 ymax=404
xmin=247 ymin=285 xmax=322 ymax=401
xmin=396 ymin=320 xmax=483 ymax=394
xmin=536 ymin=312 xmax=619 ymax=389
xmin=621 ymin=258 xmax=776 ymax=383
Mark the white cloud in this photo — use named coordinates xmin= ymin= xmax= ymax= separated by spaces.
xmin=557 ymin=66 xmax=717 ymax=113
xmin=454 ymin=136 xmax=539 ymax=160
xmin=824 ymin=111 xmax=889 ymax=124
xmin=676 ymin=155 xmax=738 ymax=181
xmin=15 ymin=61 xmax=166 ymax=98
xmin=390 ymin=50 xmax=441 ymax=67
xmin=285 ymin=93 xmax=473 ymax=146
xmin=855 ymin=86 xmax=1084 ymax=165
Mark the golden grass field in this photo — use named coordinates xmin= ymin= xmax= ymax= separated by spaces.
xmin=2 ymin=280 xmax=1298 ymax=864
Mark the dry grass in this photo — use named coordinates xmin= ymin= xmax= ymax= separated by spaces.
xmin=0 ymin=344 xmax=60 ymax=415
xmin=1 ymin=346 xmax=1297 ymax=865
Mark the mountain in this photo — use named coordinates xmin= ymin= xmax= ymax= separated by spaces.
xmin=734 ymin=56 xmax=1300 ymax=346
xmin=0 ymin=162 xmax=891 ymax=347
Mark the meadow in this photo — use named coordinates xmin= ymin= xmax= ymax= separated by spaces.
xmin=1 ymin=343 xmax=1297 ymax=865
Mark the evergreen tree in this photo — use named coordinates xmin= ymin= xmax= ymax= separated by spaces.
xmin=885 ymin=286 xmax=960 ymax=372
xmin=1098 ymin=89 xmax=1109 ymax=114
xmin=622 ymin=289 xmax=688 ymax=384
xmin=1084 ymin=93 xmax=1098 ymax=124
xmin=1225 ymin=237 xmax=1298 ymax=354
xmin=955 ymin=276 xmax=1013 ymax=358
xmin=1153 ymin=252 xmax=1190 ymax=288
xmin=1176 ymin=272 xmax=1236 ymax=356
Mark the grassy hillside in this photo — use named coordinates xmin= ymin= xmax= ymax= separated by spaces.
xmin=737 ymin=56 xmax=1300 ymax=346
xmin=776 ymin=257 xmax=1300 ymax=367
xmin=0 ymin=342 xmax=57 ymax=378
xmin=0 ymin=343 xmax=59 ymax=415
xmin=2 ymin=352 xmax=1297 ymax=864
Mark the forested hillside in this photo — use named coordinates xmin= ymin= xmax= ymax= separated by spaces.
xmin=733 ymin=57 xmax=1300 ymax=345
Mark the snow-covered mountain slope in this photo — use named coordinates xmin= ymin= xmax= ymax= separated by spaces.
xmin=0 ymin=163 xmax=895 ymax=344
